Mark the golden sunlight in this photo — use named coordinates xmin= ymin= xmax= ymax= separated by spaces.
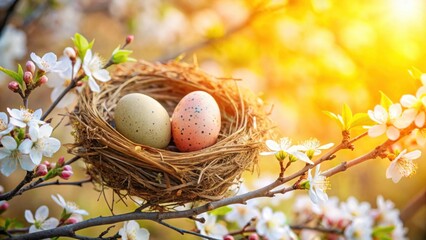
xmin=389 ymin=0 xmax=424 ymax=23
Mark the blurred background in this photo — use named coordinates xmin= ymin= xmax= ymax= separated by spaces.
xmin=0 ymin=0 xmax=425 ymax=239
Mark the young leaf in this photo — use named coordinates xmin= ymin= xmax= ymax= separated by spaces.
xmin=0 ymin=66 xmax=23 ymax=87
xmin=209 ymin=206 xmax=232 ymax=216
xmin=342 ymin=104 xmax=353 ymax=130
xmin=408 ymin=66 xmax=422 ymax=80
xmin=72 ymin=33 xmax=94 ymax=59
xmin=350 ymin=112 xmax=375 ymax=128
xmin=323 ymin=110 xmax=344 ymax=129
xmin=380 ymin=91 xmax=393 ymax=110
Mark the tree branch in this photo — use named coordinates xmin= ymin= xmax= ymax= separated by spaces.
xmin=0 ymin=171 xmax=33 ymax=201
xmin=0 ymin=0 xmax=20 ymax=37
xmin=400 ymin=187 xmax=426 ymax=222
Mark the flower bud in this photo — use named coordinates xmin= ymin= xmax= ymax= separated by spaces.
xmin=36 ymin=164 xmax=48 ymax=177
xmin=39 ymin=75 xmax=48 ymax=85
xmin=44 ymin=161 xmax=52 ymax=169
xmin=24 ymin=71 xmax=33 ymax=84
xmin=223 ymin=235 xmax=234 ymax=240
xmin=64 ymin=216 xmax=78 ymax=224
xmin=0 ymin=185 xmax=3 ymax=194
xmin=63 ymin=165 xmax=72 ymax=172
xmin=126 ymin=35 xmax=134 ymax=45
xmin=64 ymin=47 xmax=76 ymax=59
xmin=76 ymin=81 xmax=84 ymax=87
xmin=8 ymin=81 xmax=19 ymax=92
xmin=25 ymin=61 xmax=36 ymax=74
xmin=60 ymin=170 xmax=73 ymax=180
xmin=0 ymin=201 xmax=9 ymax=214
xmin=248 ymin=233 xmax=259 ymax=240
xmin=57 ymin=156 xmax=65 ymax=167
xmin=50 ymin=162 xmax=57 ymax=169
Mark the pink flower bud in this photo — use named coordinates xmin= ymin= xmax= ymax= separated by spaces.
xmin=24 ymin=71 xmax=33 ymax=84
xmin=64 ymin=47 xmax=76 ymax=59
xmin=43 ymin=161 xmax=52 ymax=169
xmin=60 ymin=170 xmax=73 ymax=180
xmin=63 ymin=165 xmax=72 ymax=172
xmin=126 ymin=35 xmax=134 ymax=44
xmin=8 ymin=81 xmax=19 ymax=92
xmin=76 ymin=81 xmax=84 ymax=87
xmin=248 ymin=234 xmax=259 ymax=240
xmin=39 ymin=75 xmax=48 ymax=85
xmin=50 ymin=162 xmax=57 ymax=169
xmin=223 ymin=235 xmax=234 ymax=240
xmin=57 ymin=156 xmax=65 ymax=166
xmin=36 ymin=164 xmax=48 ymax=177
xmin=25 ymin=61 xmax=36 ymax=74
xmin=64 ymin=216 xmax=78 ymax=224
xmin=0 ymin=201 xmax=9 ymax=213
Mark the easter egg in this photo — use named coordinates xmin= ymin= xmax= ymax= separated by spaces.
xmin=114 ymin=93 xmax=171 ymax=148
xmin=171 ymin=91 xmax=221 ymax=152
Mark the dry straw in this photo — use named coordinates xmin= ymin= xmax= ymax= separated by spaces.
xmin=69 ymin=60 xmax=273 ymax=208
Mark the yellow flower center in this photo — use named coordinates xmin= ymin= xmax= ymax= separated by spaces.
xmin=314 ymin=176 xmax=331 ymax=191
xmin=0 ymin=119 xmax=6 ymax=131
xmin=397 ymin=158 xmax=417 ymax=177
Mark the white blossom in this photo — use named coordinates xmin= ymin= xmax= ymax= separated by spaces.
xmin=261 ymin=137 xmax=313 ymax=164
xmin=30 ymin=52 xmax=68 ymax=73
xmin=344 ymin=216 xmax=373 ymax=240
xmin=47 ymin=56 xmax=82 ymax=108
xmin=0 ymin=112 xmax=14 ymax=137
xmin=0 ymin=136 xmax=35 ymax=176
xmin=367 ymin=104 xmax=415 ymax=140
xmin=256 ymin=207 xmax=289 ymax=240
xmin=7 ymin=108 xmax=43 ymax=128
xmin=19 ymin=124 xmax=61 ymax=165
xmin=82 ymin=49 xmax=111 ymax=93
xmin=51 ymin=194 xmax=88 ymax=216
xmin=299 ymin=138 xmax=334 ymax=159
xmin=386 ymin=149 xmax=420 ymax=183
xmin=225 ymin=202 xmax=260 ymax=228
xmin=25 ymin=205 xmax=59 ymax=233
xmin=340 ymin=196 xmax=371 ymax=219
xmin=307 ymin=164 xmax=329 ymax=204
xmin=195 ymin=213 xmax=227 ymax=239
xmin=119 ymin=220 xmax=150 ymax=240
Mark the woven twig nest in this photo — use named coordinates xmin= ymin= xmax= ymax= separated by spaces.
xmin=69 ymin=60 xmax=273 ymax=207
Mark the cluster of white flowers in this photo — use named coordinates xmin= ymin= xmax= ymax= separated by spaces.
xmin=366 ymin=83 xmax=426 ymax=183
xmin=293 ymin=195 xmax=407 ymax=240
xmin=0 ymin=108 xmax=60 ymax=176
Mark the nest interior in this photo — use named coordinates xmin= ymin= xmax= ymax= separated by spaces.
xmin=69 ymin=60 xmax=273 ymax=207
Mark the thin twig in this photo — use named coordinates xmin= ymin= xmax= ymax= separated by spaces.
xmin=0 ymin=171 xmax=33 ymax=201
xmin=65 ymin=156 xmax=81 ymax=166
xmin=41 ymin=79 xmax=77 ymax=120
xmin=0 ymin=0 xmax=20 ymax=37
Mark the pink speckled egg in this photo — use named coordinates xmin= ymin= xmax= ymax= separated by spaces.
xmin=171 ymin=91 xmax=221 ymax=152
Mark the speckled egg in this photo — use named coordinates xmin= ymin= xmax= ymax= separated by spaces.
xmin=171 ymin=91 xmax=221 ymax=152
xmin=114 ymin=93 xmax=171 ymax=148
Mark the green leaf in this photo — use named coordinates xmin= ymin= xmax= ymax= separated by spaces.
xmin=380 ymin=91 xmax=393 ymax=110
xmin=72 ymin=33 xmax=94 ymax=59
xmin=349 ymin=112 xmax=374 ymax=128
xmin=323 ymin=111 xmax=344 ymax=129
xmin=17 ymin=64 xmax=23 ymax=80
xmin=111 ymin=46 xmax=135 ymax=64
xmin=0 ymin=66 xmax=23 ymax=86
xmin=342 ymin=104 xmax=353 ymax=130
xmin=408 ymin=66 xmax=423 ymax=80
xmin=372 ymin=225 xmax=395 ymax=240
xmin=210 ymin=206 xmax=232 ymax=216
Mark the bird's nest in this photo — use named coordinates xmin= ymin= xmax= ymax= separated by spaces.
xmin=69 ymin=60 xmax=273 ymax=208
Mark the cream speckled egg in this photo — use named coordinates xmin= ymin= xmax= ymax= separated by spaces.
xmin=114 ymin=93 xmax=171 ymax=148
xmin=171 ymin=91 xmax=221 ymax=152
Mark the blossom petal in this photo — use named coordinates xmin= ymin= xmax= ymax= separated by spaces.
xmin=0 ymin=149 xmax=11 ymax=159
xmin=9 ymin=118 xmax=25 ymax=128
xmin=29 ymin=225 xmax=39 ymax=233
xmin=393 ymin=109 xmax=415 ymax=129
xmin=30 ymin=53 xmax=43 ymax=69
xmin=42 ymin=138 xmax=61 ymax=157
xmin=35 ymin=205 xmax=49 ymax=221
xmin=400 ymin=94 xmax=417 ymax=107
xmin=29 ymin=125 xmax=39 ymax=141
xmin=30 ymin=149 xmax=43 ymax=164
xmin=403 ymin=150 xmax=421 ymax=160
xmin=309 ymin=187 xmax=319 ymax=204
xmin=1 ymin=158 xmax=17 ymax=176
xmin=415 ymin=112 xmax=425 ymax=128
xmin=52 ymin=194 xmax=66 ymax=207
xmin=88 ymin=77 xmax=100 ymax=93
xmin=93 ymin=69 xmax=111 ymax=82
xmin=41 ymin=217 xmax=59 ymax=230
xmin=388 ymin=104 xmax=402 ymax=119
xmin=386 ymin=161 xmax=399 ymax=182
xmin=318 ymin=143 xmax=334 ymax=150
xmin=0 ymin=112 xmax=7 ymax=123
xmin=39 ymin=124 xmax=53 ymax=138
xmin=19 ymin=139 xmax=33 ymax=154
xmin=84 ymin=49 xmax=93 ymax=65
xmin=292 ymin=151 xmax=314 ymax=164
xmin=33 ymin=109 xmax=42 ymax=121
xmin=136 ymin=228 xmax=150 ymax=240
xmin=386 ymin=126 xmax=400 ymax=141
xmin=19 ymin=155 xmax=36 ymax=171
xmin=42 ymin=52 xmax=58 ymax=66
xmin=265 ymin=140 xmax=280 ymax=152
xmin=2 ymin=136 xmax=17 ymax=150
xmin=368 ymin=124 xmax=386 ymax=137
xmin=25 ymin=210 xmax=35 ymax=223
